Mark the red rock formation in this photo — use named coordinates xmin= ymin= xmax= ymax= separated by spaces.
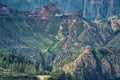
xmin=47 ymin=3 xmax=56 ymax=10
xmin=38 ymin=3 xmax=60 ymax=18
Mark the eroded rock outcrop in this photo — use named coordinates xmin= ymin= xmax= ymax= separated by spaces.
xmin=63 ymin=46 xmax=120 ymax=80
xmin=37 ymin=3 xmax=60 ymax=18
xmin=1 ymin=0 xmax=120 ymax=20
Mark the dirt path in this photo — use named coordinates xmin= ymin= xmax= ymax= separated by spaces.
xmin=37 ymin=76 xmax=44 ymax=80
xmin=36 ymin=75 xmax=51 ymax=80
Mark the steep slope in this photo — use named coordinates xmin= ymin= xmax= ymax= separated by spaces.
xmin=0 ymin=0 xmax=120 ymax=20
xmin=0 ymin=11 xmax=91 ymax=65
xmin=107 ymin=16 xmax=120 ymax=47
xmin=0 ymin=3 xmax=120 ymax=65
xmin=0 ymin=2 xmax=120 ymax=80
xmin=56 ymin=16 xmax=120 ymax=80
xmin=62 ymin=46 xmax=120 ymax=80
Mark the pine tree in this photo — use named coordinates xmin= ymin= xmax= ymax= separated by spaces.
xmin=12 ymin=62 xmax=16 ymax=71
xmin=18 ymin=63 xmax=24 ymax=72
xmin=25 ymin=64 xmax=36 ymax=74
xmin=31 ymin=64 xmax=36 ymax=74
xmin=38 ymin=64 xmax=44 ymax=75
xmin=0 ymin=57 xmax=3 ymax=67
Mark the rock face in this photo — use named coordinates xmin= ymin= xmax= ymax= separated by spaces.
xmin=78 ymin=0 xmax=120 ymax=20
xmin=61 ymin=16 xmax=120 ymax=80
xmin=63 ymin=46 xmax=120 ymax=80
xmin=38 ymin=3 xmax=60 ymax=18
xmin=0 ymin=0 xmax=120 ymax=20
xmin=0 ymin=4 xmax=120 ymax=65
xmin=0 ymin=3 xmax=120 ymax=79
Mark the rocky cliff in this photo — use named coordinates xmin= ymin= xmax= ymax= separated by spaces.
xmin=0 ymin=2 xmax=120 ymax=80
xmin=60 ymin=16 xmax=120 ymax=80
xmin=62 ymin=46 xmax=120 ymax=80
xmin=0 ymin=0 xmax=120 ymax=20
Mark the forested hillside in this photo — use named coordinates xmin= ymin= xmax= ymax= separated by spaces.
xmin=0 ymin=1 xmax=120 ymax=80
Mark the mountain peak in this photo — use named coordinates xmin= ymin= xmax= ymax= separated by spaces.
xmin=37 ymin=3 xmax=60 ymax=18
xmin=1 ymin=0 xmax=120 ymax=20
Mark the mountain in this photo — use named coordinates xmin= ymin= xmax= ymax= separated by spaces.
xmin=53 ymin=16 xmax=120 ymax=80
xmin=0 ymin=2 xmax=120 ymax=80
xmin=0 ymin=0 xmax=120 ymax=20
xmin=62 ymin=46 xmax=120 ymax=80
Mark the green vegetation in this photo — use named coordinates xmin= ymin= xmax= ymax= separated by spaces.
xmin=0 ymin=53 xmax=45 ymax=75
xmin=0 ymin=77 xmax=38 ymax=80
xmin=0 ymin=3 xmax=120 ymax=80
xmin=0 ymin=11 xmax=86 ymax=66
xmin=54 ymin=52 xmax=80 ymax=67
xmin=0 ymin=52 xmax=84 ymax=80
xmin=51 ymin=69 xmax=83 ymax=80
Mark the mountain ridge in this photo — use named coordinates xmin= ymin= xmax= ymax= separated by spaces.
xmin=0 ymin=3 xmax=120 ymax=80
xmin=62 ymin=46 xmax=120 ymax=80
xmin=0 ymin=0 xmax=120 ymax=20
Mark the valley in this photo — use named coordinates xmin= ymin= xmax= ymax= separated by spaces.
xmin=0 ymin=1 xmax=120 ymax=80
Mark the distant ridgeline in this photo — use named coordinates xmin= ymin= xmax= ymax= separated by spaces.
xmin=0 ymin=0 xmax=120 ymax=20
